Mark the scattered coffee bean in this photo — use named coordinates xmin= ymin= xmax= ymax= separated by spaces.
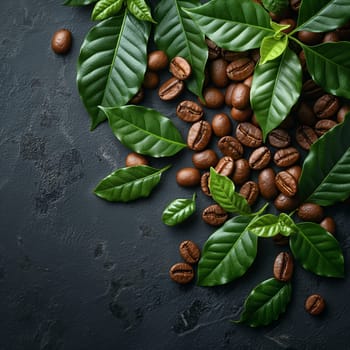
xmin=176 ymin=167 xmax=201 ymax=187
xmin=313 ymin=94 xmax=340 ymax=118
xmin=51 ymin=28 xmax=72 ymax=54
xmin=211 ymin=113 xmax=232 ymax=137
xmin=290 ymin=0 xmax=301 ymax=11
xmin=320 ymin=217 xmax=336 ymax=235
xmin=258 ymin=168 xmax=278 ymax=200
xmin=273 ymin=252 xmax=294 ymax=282
xmin=297 ymin=203 xmax=324 ymax=222
xmin=268 ymin=128 xmax=291 ymax=148
xmin=248 ymin=146 xmax=271 ymax=170
xmin=285 ymin=165 xmax=302 ymax=183
xmin=129 ymin=88 xmax=144 ymax=104
xmin=230 ymin=107 xmax=253 ymax=122
xmin=169 ymin=56 xmax=192 ymax=80
xmin=209 ymin=58 xmax=229 ymax=88
xmin=275 ymin=170 xmax=298 ymax=197
xmin=239 ymin=181 xmax=259 ymax=206
xmin=143 ymin=71 xmax=159 ymax=89
xmin=169 ymin=262 xmax=194 ymax=284
xmin=305 ymin=294 xmax=325 ymax=315
xmin=179 ymin=240 xmax=201 ymax=264
xmin=302 ymin=79 xmax=324 ymax=100
xmin=226 ymin=57 xmax=255 ymax=81
xmin=225 ymin=83 xmax=237 ymax=106
xmin=147 ymin=50 xmax=168 ymax=71
xmin=125 ymin=152 xmax=148 ymax=167
xmin=337 ymin=104 xmax=350 ymax=123
xmin=279 ymin=18 xmax=296 ymax=34
xmin=274 ymin=193 xmax=300 ymax=212
xmin=206 ymin=38 xmax=221 ymax=60
xmin=273 ymin=147 xmax=300 ymax=168
xmin=192 ymin=149 xmax=219 ymax=170
xmin=215 ymin=156 xmax=235 ymax=177
xmin=187 ymin=120 xmax=212 ymax=151
xmin=218 ymin=136 xmax=244 ymax=160
xmin=202 ymin=87 xmax=225 ymax=109
xmin=222 ymin=50 xmax=248 ymax=61
xmin=232 ymin=158 xmax=251 ymax=185
xmin=176 ymin=100 xmax=204 ymax=122
xmin=158 ymin=77 xmax=184 ymax=101
xmin=202 ymin=204 xmax=228 ymax=226
xmin=323 ymin=31 xmax=340 ymax=43
xmin=273 ymin=233 xmax=290 ymax=246
xmin=243 ymin=75 xmax=253 ymax=87
xmin=200 ymin=172 xmax=211 ymax=196
xmin=236 ymin=122 xmax=263 ymax=148
xmin=297 ymin=102 xmax=317 ymax=126
xmin=296 ymin=125 xmax=318 ymax=150
xmin=297 ymin=30 xmax=323 ymax=45
xmin=231 ymin=83 xmax=251 ymax=110
xmin=315 ymin=119 xmax=337 ymax=136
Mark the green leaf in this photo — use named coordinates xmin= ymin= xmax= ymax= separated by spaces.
xmin=126 ymin=0 xmax=156 ymax=23
xmin=77 ymin=12 xmax=151 ymax=130
xmin=300 ymin=42 xmax=350 ymax=99
xmin=197 ymin=215 xmax=257 ymax=286
xmin=298 ymin=115 xmax=350 ymax=205
xmin=270 ymin=20 xmax=291 ymax=36
xmin=278 ymin=213 xmax=297 ymax=237
xmin=101 ymin=105 xmax=187 ymax=158
xmin=162 ymin=193 xmax=196 ymax=226
xmin=92 ymin=0 xmax=124 ymax=21
xmin=64 ymin=0 xmax=97 ymax=5
xmin=251 ymin=47 xmax=302 ymax=140
xmin=262 ymin=0 xmax=289 ymax=14
xmin=236 ymin=278 xmax=292 ymax=327
xmin=296 ymin=0 xmax=350 ymax=32
xmin=185 ymin=0 xmax=274 ymax=51
xmin=247 ymin=214 xmax=280 ymax=238
xmin=259 ymin=35 xmax=288 ymax=65
xmin=154 ymin=0 xmax=207 ymax=99
xmin=94 ymin=165 xmax=170 ymax=202
xmin=209 ymin=168 xmax=251 ymax=215
xmin=290 ymin=222 xmax=344 ymax=278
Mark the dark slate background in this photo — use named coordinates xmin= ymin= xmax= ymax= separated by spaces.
xmin=1 ymin=0 xmax=350 ymax=349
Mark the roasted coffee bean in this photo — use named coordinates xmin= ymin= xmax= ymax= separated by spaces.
xmin=51 ymin=29 xmax=72 ymax=54
xmin=230 ymin=107 xmax=253 ymax=122
xmin=297 ymin=203 xmax=324 ymax=222
xmin=125 ymin=152 xmax=148 ymax=167
xmin=297 ymin=31 xmax=323 ymax=45
xmin=279 ymin=18 xmax=296 ymax=34
xmin=226 ymin=57 xmax=255 ymax=81
xmin=143 ymin=71 xmax=159 ymax=89
xmin=243 ymin=75 xmax=253 ymax=88
xmin=187 ymin=120 xmax=212 ymax=151
xmin=147 ymin=50 xmax=168 ymax=71
xmin=209 ymin=58 xmax=229 ymax=88
xmin=305 ymin=294 xmax=325 ymax=315
xmin=298 ymin=50 xmax=307 ymax=71
xmin=206 ymin=38 xmax=221 ymax=60
xmin=239 ymin=181 xmax=259 ymax=206
xmin=249 ymin=146 xmax=271 ymax=170
xmin=320 ymin=217 xmax=336 ymax=235
xmin=323 ymin=31 xmax=340 ymax=42
xmin=302 ymin=79 xmax=324 ymax=100
xmin=251 ymin=48 xmax=260 ymax=63
xmin=212 ymin=113 xmax=232 ymax=137
xmin=169 ymin=56 xmax=191 ymax=80
xmin=285 ymin=165 xmax=302 ymax=182
xmin=274 ymin=193 xmax=299 ymax=212
xmin=279 ymin=113 xmax=295 ymax=129
xmin=158 ymin=77 xmax=184 ymax=101
xmin=297 ymin=102 xmax=317 ymax=126
xmin=202 ymin=87 xmax=225 ymax=109
xmin=258 ymin=168 xmax=278 ymax=200
xmin=313 ymin=94 xmax=340 ymax=118
xmin=176 ymin=167 xmax=201 ymax=187
xmin=273 ymin=252 xmax=294 ymax=282
xmin=179 ymin=240 xmax=201 ymax=264
xmin=225 ymin=83 xmax=237 ymax=106
xmin=169 ymin=262 xmax=194 ymax=284
xmin=251 ymin=114 xmax=260 ymax=127
xmin=200 ymin=172 xmax=211 ymax=196
xmin=202 ymin=204 xmax=228 ymax=226
xmin=192 ymin=149 xmax=219 ymax=170
xmin=232 ymin=158 xmax=250 ymax=185
xmin=296 ymin=125 xmax=318 ymax=150
xmin=268 ymin=129 xmax=291 ymax=148
xmin=273 ymin=233 xmax=290 ymax=246
xmin=274 ymin=147 xmax=300 ymax=167
xmin=218 ymin=136 xmax=243 ymax=160
xmin=129 ymin=88 xmax=144 ymax=104
xmin=176 ymin=100 xmax=203 ymax=122
xmin=221 ymin=50 xmax=249 ymax=61
xmin=215 ymin=156 xmax=235 ymax=177
xmin=231 ymin=83 xmax=251 ymax=110
xmin=275 ymin=170 xmax=298 ymax=197
xmin=290 ymin=0 xmax=301 ymax=11
xmin=315 ymin=119 xmax=337 ymax=136
xmin=337 ymin=104 xmax=350 ymax=123
xmin=236 ymin=122 xmax=263 ymax=148
xmin=336 ymin=22 xmax=350 ymax=40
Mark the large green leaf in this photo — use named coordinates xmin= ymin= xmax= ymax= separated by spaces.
xmin=251 ymin=47 xmax=302 ymax=140
xmin=101 ymin=105 xmax=187 ymax=158
xmin=94 ymin=165 xmax=170 ymax=202
xmin=162 ymin=193 xmax=196 ymax=226
xmin=298 ymin=115 xmax=350 ymax=205
xmin=262 ymin=0 xmax=289 ymax=14
xmin=300 ymin=42 xmax=350 ymax=99
xmin=126 ymin=0 xmax=156 ymax=23
xmin=290 ymin=222 xmax=344 ymax=278
xmin=91 ymin=0 xmax=124 ymax=21
xmin=64 ymin=0 xmax=97 ymax=5
xmin=296 ymin=0 xmax=350 ymax=32
xmin=77 ymin=12 xmax=151 ymax=130
xmin=154 ymin=0 xmax=207 ymax=99
xmin=236 ymin=278 xmax=292 ymax=327
xmin=197 ymin=215 xmax=257 ymax=286
xmin=185 ymin=0 xmax=274 ymax=51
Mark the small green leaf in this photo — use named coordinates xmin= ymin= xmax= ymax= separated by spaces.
xmin=94 ymin=165 xmax=170 ymax=202
xmin=290 ymin=222 xmax=344 ymax=278
xmin=262 ymin=0 xmax=289 ymax=14
xmin=278 ymin=213 xmax=297 ymax=237
xmin=209 ymin=168 xmax=251 ymax=215
xmin=126 ymin=0 xmax=156 ymax=23
xmin=248 ymin=214 xmax=280 ymax=238
xmin=162 ymin=193 xmax=196 ymax=226
xmin=270 ymin=20 xmax=291 ymax=36
xmin=260 ymin=35 xmax=288 ymax=65
xmin=92 ymin=0 xmax=124 ymax=21
xmin=236 ymin=278 xmax=292 ymax=327
xmin=197 ymin=215 xmax=257 ymax=286
xmin=101 ymin=105 xmax=186 ymax=158
xmin=64 ymin=0 xmax=97 ymax=5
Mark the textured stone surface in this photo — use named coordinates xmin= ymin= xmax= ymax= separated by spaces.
xmin=0 ymin=1 xmax=350 ymax=349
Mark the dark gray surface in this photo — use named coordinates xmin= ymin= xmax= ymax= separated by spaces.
xmin=1 ymin=1 xmax=350 ymax=349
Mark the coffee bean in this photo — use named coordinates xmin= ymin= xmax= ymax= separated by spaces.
xmin=230 ymin=107 xmax=253 ymax=122
xmin=236 ymin=122 xmax=263 ymax=148
xmin=176 ymin=100 xmax=204 ymax=122
xmin=192 ymin=149 xmax=219 ymax=170
xmin=202 ymin=204 xmax=228 ymax=226
xmin=218 ymin=136 xmax=244 ymax=160
xmin=169 ymin=56 xmax=192 ymax=80
xmin=273 ymin=233 xmax=290 ymax=246
xmin=297 ymin=102 xmax=317 ymax=126
xmin=279 ymin=113 xmax=295 ymax=129
xmin=315 ymin=119 xmax=337 ymax=136
xmin=337 ymin=104 xmax=350 ymax=123
xmin=273 ymin=252 xmax=294 ymax=282
xmin=206 ymin=38 xmax=221 ymax=60
xmin=51 ymin=29 xmax=72 ymax=54
xmin=226 ymin=57 xmax=255 ymax=81
xmin=187 ymin=120 xmax=212 ymax=151
xmin=147 ymin=50 xmax=168 ymax=71
xmin=302 ymin=79 xmax=324 ymax=100
xmin=297 ymin=203 xmax=324 ymax=222
xmin=275 ymin=170 xmax=298 ymax=197
xmin=297 ymin=31 xmax=323 ymax=45
xmin=179 ymin=240 xmax=201 ymax=264
xmin=169 ymin=262 xmax=194 ymax=284
xmin=200 ymin=172 xmax=211 ymax=196
xmin=268 ymin=129 xmax=291 ymax=148
xmin=258 ymin=168 xmax=278 ymax=200
xmin=212 ymin=113 xmax=232 ymax=137
xmin=320 ymin=217 xmax=336 ymax=235
xmin=298 ymin=50 xmax=307 ymax=71
xmin=313 ymin=94 xmax=340 ymax=118
xmin=274 ymin=193 xmax=299 ymax=212
xmin=143 ymin=71 xmax=159 ymax=89
xmin=296 ymin=125 xmax=318 ymax=150
xmin=243 ymin=75 xmax=253 ymax=87
xmin=125 ymin=152 xmax=148 ymax=167
xmin=305 ymin=294 xmax=325 ymax=315
xmin=232 ymin=158 xmax=250 ymax=185
xmin=158 ymin=77 xmax=184 ymax=101
xmin=336 ymin=23 xmax=350 ymax=40
xmin=323 ymin=31 xmax=340 ymax=43
xmin=215 ymin=156 xmax=235 ymax=177
xmin=285 ymin=165 xmax=302 ymax=182
xmin=176 ymin=167 xmax=201 ymax=187
xmin=209 ymin=58 xmax=229 ymax=88
xmin=225 ymin=83 xmax=237 ymax=106
xmin=231 ymin=83 xmax=251 ymax=110
xmin=221 ymin=50 xmax=249 ymax=61
xmin=290 ymin=0 xmax=301 ymax=11
xmin=248 ymin=146 xmax=271 ymax=170
xmin=202 ymin=87 xmax=225 ymax=109
xmin=239 ymin=181 xmax=259 ymax=206
xmin=129 ymin=88 xmax=144 ymax=104
xmin=279 ymin=18 xmax=296 ymax=34
xmin=273 ymin=147 xmax=300 ymax=167
xmin=251 ymin=48 xmax=260 ymax=63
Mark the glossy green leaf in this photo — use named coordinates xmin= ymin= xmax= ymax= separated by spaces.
xmin=154 ymin=0 xmax=207 ymax=99
xmin=290 ymin=222 xmax=344 ymax=278
xmin=296 ymin=0 xmax=350 ymax=32
xmin=185 ymin=0 xmax=274 ymax=51
xmin=260 ymin=35 xmax=288 ymax=65
xmin=209 ymin=168 xmax=251 ymax=215
xmin=162 ymin=193 xmax=196 ymax=226
xmin=126 ymin=0 xmax=156 ymax=23
xmin=262 ymin=0 xmax=289 ymax=14
xmin=101 ymin=105 xmax=186 ymax=158
xmin=197 ymin=215 xmax=257 ymax=286
xmin=278 ymin=213 xmax=297 ymax=237
xmin=77 ymin=12 xmax=151 ymax=130
xmin=251 ymin=47 xmax=302 ymax=140
xmin=64 ymin=0 xmax=97 ymax=5
xmin=298 ymin=115 xmax=350 ymax=205
xmin=300 ymin=42 xmax=350 ymax=99
xmin=236 ymin=278 xmax=292 ymax=327
xmin=94 ymin=165 xmax=170 ymax=202
xmin=270 ymin=20 xmax=291 ymax=35
xmin=247 ymin=214 xmax=280 ymax=238
xmin=92 ymin=0 xmax=124 ymax=21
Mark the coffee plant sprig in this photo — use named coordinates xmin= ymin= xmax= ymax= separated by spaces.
xmin=162 ymin=193 xmax=196 ymax=226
